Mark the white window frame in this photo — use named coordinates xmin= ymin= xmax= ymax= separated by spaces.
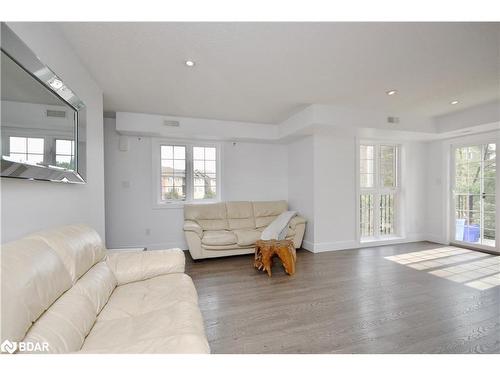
xmin=7 ymin=135 xmax=45 ymax=164
xmin=152 ymin=139 xmax=222 ymax=208
xmin=2 ymin=126 xmax=75 ymax=167
xmin=357 ymin=141 xmax=401 ymax=242
xmin=449 ymin=137 xmax=498 ymax=253
xmin=55 ymin=138 xmax=75 ymax=169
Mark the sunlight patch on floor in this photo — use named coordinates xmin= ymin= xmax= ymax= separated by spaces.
xmin=385 ymin=247 xmax=500 ymax=290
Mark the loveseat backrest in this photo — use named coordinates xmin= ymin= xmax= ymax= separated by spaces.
xmin=252 ymin=200 xmax=288 ymax=228
xmin=226 ymin=201 xmax=255 ymax=230
xmin=184 ymin=202 xmax=229 ymax=231
xmin=184 ymin=200 xmax=288 ymax=231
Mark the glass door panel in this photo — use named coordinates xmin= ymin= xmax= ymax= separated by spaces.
xmin=453 ymin=144 xmax=496 ymax=248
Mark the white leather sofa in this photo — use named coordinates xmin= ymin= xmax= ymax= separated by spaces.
xmin=1 ymin=224 xmax=210 ymax=354
xmin=183 ymin=200 xmax=306 ymax=260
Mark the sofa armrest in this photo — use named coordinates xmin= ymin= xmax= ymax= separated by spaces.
xmin=183 ymin=220 xmax=203 ymax=238
xmin=106 ymin=248 xmax=185 ymax=285
xmin=289 ymin=215 xmax=307 ymax=230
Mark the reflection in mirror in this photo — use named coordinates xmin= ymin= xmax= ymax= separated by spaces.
xmin=2 ymin=50 xmax=77 ymax=168
xmin=1 ymin=23 xmax=86 ymax=183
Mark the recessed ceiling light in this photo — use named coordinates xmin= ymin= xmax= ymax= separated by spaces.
xmin=386 ymin=90 xmax=397 ymax=96
xmin=450 ymin=100 xmax=459 ymax=105
xmin=185 ymin=60 xmax=195 ymax=67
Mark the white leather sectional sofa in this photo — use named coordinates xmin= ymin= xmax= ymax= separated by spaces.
xmin=1 ymin=225 xmax=209 ymax=354
xmin=183 ymin=200 xmax=306 ymax=259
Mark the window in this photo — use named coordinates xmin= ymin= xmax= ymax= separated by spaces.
xmin=359 ymin=143 xmax=400 ymax=240
xmin=161 ymin=145 xmax=186 ymax=200
xmin=9 ymin=136 xmax=44 ymax=164
xmin=193 ymin=146 xmax=217 ymax=200
xmin=55 ymin=139 xmax=75 ymax=169
xmin=155 ymin=142 xmax=219 ymax=204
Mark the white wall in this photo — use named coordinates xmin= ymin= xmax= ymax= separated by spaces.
xmin=424 ymin=140 xmax=449 ymax=244
xmin=312 ymin=131 xmax=358 ymax=250
xmin=287 ymin=136 xmax=315 ymax=248
xmin=1 ymin=23 xmax=105 ymax=243
xmin=401 ymin=141 xmax=429 ymax=240
xmin=104 ymin=118 xmax=288 ymax=249
xmin=222 ymin=141 xmax=288 ymax=201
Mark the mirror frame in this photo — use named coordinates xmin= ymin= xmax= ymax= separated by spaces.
xmin=1 ymin=22 xmax=87 ymax=184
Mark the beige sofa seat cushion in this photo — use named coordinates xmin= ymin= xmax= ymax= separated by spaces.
xmin=202 ymin=230 xmax=237 ymax=246
xmin=201 ymin=243 xmax=255 ymax=251
xmin=184 ymin=202 xmax=228 ymax=231
xmin=252 ymin=200 xmax=288 ymax=228
xmin=1 ymin=238 xmax=73 ymax=344
xmin=226 ymin=201 xmax=255 ymax=230
xmin=233 ymin=229 xmax=262 ymax=247
xmin=28 ymin=224 xmax=106 ymax=283
xmin=81 ymin=333 xmax=210 ymax=354
xmin=22 ymin=261 xmax=117 ymax=353
xmin=97 ymin=273 xmax=198 ymax=321
xmin=81 ymin=301 xmax=209 ymax=354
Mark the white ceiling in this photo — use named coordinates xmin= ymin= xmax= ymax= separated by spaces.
xmin=58 ymin=22 xmax=500 ymax=124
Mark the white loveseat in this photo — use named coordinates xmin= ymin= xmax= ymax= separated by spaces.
xmin=183 ymin=200 xmax=306 ymax=260
xmin=1 ymin=224 xmax=209 ymax=354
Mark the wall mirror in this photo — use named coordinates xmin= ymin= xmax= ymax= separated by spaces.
xmin=1 ymin=23 xmax=86 ymax=183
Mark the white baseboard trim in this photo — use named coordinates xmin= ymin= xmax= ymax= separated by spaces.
xmin=147 ymin=242 xmax=188 ymax=251
xmin=301 ymin=240 xmax=315 ymax=252
xmin=301 ymin=234 xmax=447 ymax=253
xmin=312 ymin=240 xmax=359 ymax=253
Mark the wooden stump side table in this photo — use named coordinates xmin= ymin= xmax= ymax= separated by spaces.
xmin=254 ymin=239 xmax=296 ymax=277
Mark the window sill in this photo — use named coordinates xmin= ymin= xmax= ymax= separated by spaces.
xmin=153 ymin=200 xmax=220 ymax=210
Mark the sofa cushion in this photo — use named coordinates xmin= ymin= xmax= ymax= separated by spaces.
xmin=184 ymin=202 xmax=228 ymax=231
xmin=81 ymin=301 xmax=209 ymax=354
xmin=106 ymin=248 xmax=185 ymax=286
xmin=81 ymin=332 xmax=210 ymax=354
xmin=97 ymin=273 xmax=198 ymax=321
xmin=202 ymin=230 xmax=237 ymax=246
xmin=29 ymin=224 xmax=106 ymax=283
xmin=22 ymin=261 xmax=117 ymax=353
xmin=233 ymin=229 xmax=262 ymax=247
xmin=73 ymin=261 xmax=117 ymax=315
xmin=226 ymin=201 xmax=255 ymax=230
xmin=1 ymin=238 xmax=73 ymax=344
xmin=252 ymin=200 xmax=288 ymax=228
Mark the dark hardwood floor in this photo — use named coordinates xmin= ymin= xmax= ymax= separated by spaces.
xmin=185 ymin=242 xmax=500 ymax=354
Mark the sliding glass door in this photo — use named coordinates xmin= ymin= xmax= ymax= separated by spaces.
xmin=451 ymin=143 xmax=496 ymax=250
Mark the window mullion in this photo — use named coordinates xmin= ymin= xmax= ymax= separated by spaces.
xmin=187 ymin=145 xmax=193 ymax=202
